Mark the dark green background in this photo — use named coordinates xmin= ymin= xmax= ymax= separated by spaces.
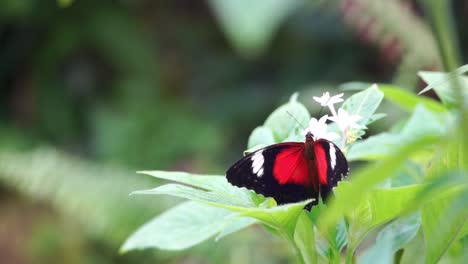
xmin=0 ymin=0 xmax=466 ymax=263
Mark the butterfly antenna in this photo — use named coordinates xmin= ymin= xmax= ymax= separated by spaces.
xmin=286 ymin=111 xmax=307 ymax=130
xmin=317 ymin=106 xmax=326 ymax=117
xmin=317 ymin=95 xmax=332 ymax=117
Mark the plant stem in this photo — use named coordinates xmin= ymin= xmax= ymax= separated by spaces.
xmin=345 ymin=246 xmax=355 ymax=264
xmin=284 ymin=233 xmax=305 ymax=264
xmin=420 ymin=1 xmax=464 ymax=105
xmin=420 ymin=0 xmax=461 ymax=71
xmin=421 ymin=0 xmax=468 ymax=166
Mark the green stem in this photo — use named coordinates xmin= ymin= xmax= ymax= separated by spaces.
xmin=345 ymin=246 xmax=355 ymax=264
xmin=421 ymin=0 xmax=461 ymax=71
xmin=421 ymin=0 xmax=468 ymax=166
xmin=420 ymin=1 xmax=464 ymax=104
xmin=284 ymin=233 xmax=305 ymax=264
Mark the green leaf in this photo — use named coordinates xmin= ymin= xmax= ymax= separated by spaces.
xmin=312 ymin=210 xmax=346 ymax=262
xmin=132 ymin=183 xmax=261 ymax=210
xmin=137 ymin=170 xmax=270 ymax=207
xmin=208 ymin=0 xmax=304 ymax=58
xmin=134 ymin=171 xmax=274 ymax=211
xmin=318 ymin=136 xmax=440 ymax=231
xmin=341 ymin=84 xmax=384 ymax=127
xmin=368 ymin=113 xmax=387 ymax=124
xmin=422 ymin=186 xmax=468 ymax=263
xmin=418 ymin=67 xmax=468 ymax=107
xmin=247 ymin=126 xmax=275 ymax=149
xmin=400 ymin=105 xmax=449 ymax=139
xmin=390 ymin=161 xmax=424 ymax=187
xmin=340 ymin=82 xmax=447 ymax=113
xmin=138 ymin=171 xmax=226 ymax=191
xmin=367 ymin=185 xmax=426 ymax=227
xmin=133 ymin=171 xmax=315 ymax=242
xmin=459 ymin=221 xmax=468 ymax=239
xmin=121 ymin=201 xmax=233 ymax=251
xmin=264 ymin=95 xmax=310 ymax=142
xmin=380 ymin=85 xmax=447 ymax=113
xmin=236 ymin=199 xmax=312 ymax=234
xmin=399 ymin=230 xmax=426 ymax=264
xmin=341 ymin=184 xmax=426 ymax=259
xmin=335 ymin=220 xmax=348 ymax=253
xmin=360 ymin=213 xmax=421 ymax=264
xmin=134 ymin=170 xmax=317 ymax=249
xmin=214 ymin=216 xmax=257 ymax=241
xmin=348 ymin=105 xmax=449 ymax=161
xmin=294 ymin=212 xmax=317 ymax=264
xmin=346 ymin=195 xmax=373 ymax=254
xmin=347 ymin=133 xmax=402 ymax=161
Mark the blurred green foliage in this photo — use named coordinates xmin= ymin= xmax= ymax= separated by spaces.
xmin=0 ymin=0 xmax=467 ymax=263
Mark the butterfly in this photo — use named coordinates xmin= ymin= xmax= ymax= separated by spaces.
xmin=226 ymin=132 xmax=349 ymax=209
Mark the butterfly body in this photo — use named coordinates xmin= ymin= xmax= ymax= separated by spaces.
xmin=226 ymin=132 xmax=349 ymax=209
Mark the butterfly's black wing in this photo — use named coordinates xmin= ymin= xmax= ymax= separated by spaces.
xmin=226 ymin=143 xmax=318 ymax=205
xmin=313 ymin=139 xmax=349 ymax=200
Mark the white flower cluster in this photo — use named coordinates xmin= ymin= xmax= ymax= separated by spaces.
xmin=303 ymin=92 xmax=362 ymax=148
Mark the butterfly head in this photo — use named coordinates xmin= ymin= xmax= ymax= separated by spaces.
xmin=305 ymin=132 xmax=314 ymax=142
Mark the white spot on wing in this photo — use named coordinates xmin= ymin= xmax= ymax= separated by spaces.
xmin=251 ymin=150 xmax=264 ymax=177
xmin=329 ymin=143 xmax=336 ymax=170
xmin=252 ymin=162 xmax=262 ymax=174
xmin=252 ymin=154 xmax=263 ymax=168
xmin=258 ymin=168 xmax=264 ymax=177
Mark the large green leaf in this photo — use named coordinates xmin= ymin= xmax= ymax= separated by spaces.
xmin=347 ymin=133 xmax=402 ymax=161
xmin=235 ymin=200 xmax=315 ymax=264
xmin=294 ymin=212 xmax=317 ymax=264
xmin=121 ymin=201 xmax=234 ymax=251
xmin=399 ymin=230 xmax=426 ymax=264
xmin=236 ymin=199 xmax=312 ymax=234
xmin=367 ymin=185 xmax=426 ymax=227
xmin=347 ymin=105 xmax=446 ymax=161
xmin=360 ymin=213 xmax=421 ymax=264
xmin=208 ymin=0 xmax=304 ymax=58
xmin=380 ymin=85 xmax=447 ymax=113
xmin=422 ymin=186 xmax=468 ymax=263
xmin=132 ymin=183 xmax=261 ymax=210
xmin=264 ymin=94 xmax=310 ymax=142
xmin=138 ymin=170 xmax=226 ymax=191
xmin=214 ymin=216 xmax=257 ymax=241
xmin=348 ymin=105 xmax=449 ymax=161
xmin=312 ymin=211 xmax=346 ymax=262
xmin=136 ymin=171 xmax=268 ymax=209
xmin=400 ymin=105 xmax=449 ymax=139
xmin=341 ymin=82 xmax=447 ymax=113
xmin=247 ymin=126 xmax=275 ymax=149
xmin=340 ymin=184 xmax=426 ymax=260
xmin=345 ymin=194 xmax=373 ymax=256
xmin=418 ymin=66 xmax=468 ymax=107
xmin=459 ymin=221 xmax=468 ymax=239
xmin=133 ymin=170 xmax=316 ymax=255
xmin=341 ymin=84 xmax=384 ymax=127
xmin=318 ymin=136 xmax=440 ymax=231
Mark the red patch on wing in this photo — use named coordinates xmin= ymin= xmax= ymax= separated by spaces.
xmin=314 ymin=143 xmax=328 ymax=185
xmin=273 ymin=144 xmax=310 ymax=186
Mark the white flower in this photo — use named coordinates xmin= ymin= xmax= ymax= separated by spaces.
xmin=313 ymin=92 xmax=344 ymax=107
xmin=313 ymin=92 xmax=344 ymax=116
xmin=302 ymin=115 xmax=340 ymax=141
xmin=328 ymin=108 xmax=363 ymax=132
